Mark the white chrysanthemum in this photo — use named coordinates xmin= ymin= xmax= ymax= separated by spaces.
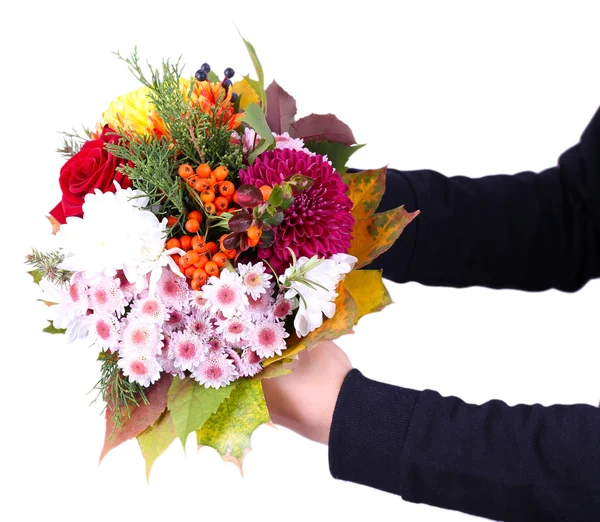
xmin=202 ymin=269 xmax=248 ymax=318
xmin=280 ymin=254 xmax=357 ymax=337
xmin=236 ymin=262 xmax=273 ymax=299
xmin=118 ymin=353 xmax=162 ymax=388
xmin=250 ymin=320 xmax=289 ymax=358
xmin=186 ymin=311 xmax=213 ymax=341
xmin=169 ymin=331 xmax=207 ymax=371
xmin=238 ymin=348 xmax=263 ymax=377
xmin=87 ymin=274 xmax=127 ymax=316
xmin=88 ymin=313 xmax=120 ymax=351
xmin=156 ymin=267 xmax=190 ymax=311
xmin=56 ymin=183 xmax=183 ymax=293
xmin=119 ymin=317 xmax=163 ymax=356
xmin=216 ymin=315 xmax=251 ymax=344
xmin=130 ymin=296 xmax=169 ymax=324
xmin=191 ymin=353 xmax=238 ymax=389
xmin=38 ymin=273 xmax=89 ymax=330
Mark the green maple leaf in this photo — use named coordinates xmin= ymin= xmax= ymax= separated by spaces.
xmin=137 ymin=410 xmax=177 ymax=481
xmin=167 ymin=377 xmax=235 ymax=447
xmin=196 ymin=378 xmax=270 ymax=473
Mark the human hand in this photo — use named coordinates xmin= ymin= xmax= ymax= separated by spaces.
xmin=262 ymin=341 xmax=353 ymax=445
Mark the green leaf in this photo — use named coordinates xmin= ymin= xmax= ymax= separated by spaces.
xmin=268 ymin=184 xmax=284 ymax=207
xmin=207 ymin=70 xmax=220 ymax=83
xmin=240 ymin=103 xmax=275 ymax=163
xmin=43 ymin=321 xmax=66 ymax=335
xmin=137 ymin=410 xmax=177 ymax=481
xmin=167 ymin=377 xmax=235 ymax=447
xmin=196 ymin=379 xmax=270 ymax=472
xmin=238 ymin=31 xmax=266 ymax=110
xmin=343 ymin=270 xmax=393 ymax=323
xmin=28 ymin=269 xmax=44 ymax=285
xmin=304 ymin=140 xmax=365 ymax=174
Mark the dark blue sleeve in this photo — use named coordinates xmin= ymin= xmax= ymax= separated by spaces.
xmin=329 ymin=370 xmax=600 ymax=521
xmin=366 ymin=105 xmax=600 ymax=292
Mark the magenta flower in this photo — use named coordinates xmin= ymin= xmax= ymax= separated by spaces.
xmin=239 ymin=149 xmax=354 ymax=273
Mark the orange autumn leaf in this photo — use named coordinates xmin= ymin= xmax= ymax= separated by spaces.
xmin=263 ymin=282 xmax=358 ymax=367
xmin=100 ymin=374 xmax=172 ymax=462
xmin=46 ymin=214 xmax=61 ymax=235
xmin=343 ymin=167 xmax=419 ymax=269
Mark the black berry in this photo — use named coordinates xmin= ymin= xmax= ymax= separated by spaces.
xmin=195 ymin=70 xmax=207 ymax=81
xmin=201 ymin=63 xmax=211 ymax=73
xmin=231 ymin=92 xmax=239 ymax=103
xmin=224 ymin=67 xmax=235 ymax=79
xmin=223 ymin=79 xmax=232 ymax=88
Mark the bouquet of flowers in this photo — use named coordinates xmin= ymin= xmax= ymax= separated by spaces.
xmin=26 ymin=36 xmax=418 ymax=478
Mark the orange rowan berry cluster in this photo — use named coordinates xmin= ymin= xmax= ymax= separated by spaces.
xmin=167 ymin=212 xmax=237 ymax=290
xmin=177 ymin=163 xmax=238 ymax=216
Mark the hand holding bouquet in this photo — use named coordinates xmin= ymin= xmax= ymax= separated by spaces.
xmin=26 ymin=37 xmax=418 ymax=478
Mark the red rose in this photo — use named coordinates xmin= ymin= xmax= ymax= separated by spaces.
xmin=50 ymin=126 xmax=132 ymax=224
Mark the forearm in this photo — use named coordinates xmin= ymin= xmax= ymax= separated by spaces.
xmin=329 ymin=370 xmax=600 ymax=521
xmin=365 ymin=106 xmax=600 ymax=291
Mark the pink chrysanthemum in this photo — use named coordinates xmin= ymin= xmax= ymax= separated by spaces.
xmin=88 ymin=313 xmax=120 ymax=351
xmin=246 ymin=292 xmax=272 ymax=319
xmin=207 ymin=337 xmax=224 ymax=353
xmin=216 ymin=315 xmax=251 ymax=344
xmin=156 ymin=268 xmax=190 ymax=311
xmin=115 ymin=270 xmax=137 ymax=302
xmin=169 ymin=331 xmax=207 ymax=371
xmin=202 ymin=269 xmax=248 ymax=318
xmin=239 ymin=148 xmax=354 ymax=273
xmin=191 ymin=353 xmax=238 ymax=389
xmin=88 ymin=275 xmax=127 ymax=316
xmin=189 ymin=290 xmax=207 ymax=309
xmin=119 ymin=317 xmax=163 ymax=356
xmin=68 ymin=272 xmax=89 ymax=314
xmin=157 ymin=336 xmax=184 ymax=378
xmin=238 ymin=348 xmax=263 ymax=377
xmin=272 ymin=297 xmax=295 ymax=319
xmin=131 ymin=296 xmax=168 ymax=324
xmin=250 ymin=320 xmax=289 ymax=358
xmin=118 ymin=354 xmax=162 ymax=387
xmin=163 ymin=308 xmax=186 ymax=334
xmin=186 ymin=311 xmax=213 ymax=341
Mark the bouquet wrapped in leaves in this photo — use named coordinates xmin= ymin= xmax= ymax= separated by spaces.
xmin=26 ymin=37 xmax=418 ymax=478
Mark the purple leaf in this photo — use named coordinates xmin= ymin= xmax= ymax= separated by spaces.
xmin=223 ymin=233 xmax=241 ymax=250
xmin=236 ymin=184 xmax=264 ymax=208
xmin=239 ymin=233 xmax=249 ymax=252
xmin=265 ymin=80 xmax=297 ymax=134
xmin=259 ymin=229 xmax=275 ymax=248
xmin=289 ymin=114 xmax=356 ymax=146
xmin=229 ymin=211 xmax=253 ymax=233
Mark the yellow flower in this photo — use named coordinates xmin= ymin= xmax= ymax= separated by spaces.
xmin=102 ymin=87 xmax=157 ymax=136
xmin=232 ymin=78 xmax=260 ymax=110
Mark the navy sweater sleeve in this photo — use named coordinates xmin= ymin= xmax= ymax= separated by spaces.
xmin=330 ymin=370 xmax=600 ymax=521
xmin=365 ymin=105 xmax=600 ymax=292
xmin=329 ymin=108 xmax=600 ymax=520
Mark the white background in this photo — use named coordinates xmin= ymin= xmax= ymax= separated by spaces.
xmin=2 ymin=1 xmax=600 ymax=520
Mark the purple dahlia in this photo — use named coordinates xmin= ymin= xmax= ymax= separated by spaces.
xmin=239 ymin=148 xmax=354 ymax=273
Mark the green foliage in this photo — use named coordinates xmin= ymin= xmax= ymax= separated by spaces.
xmin=25 ymin=249 xmax=72 ymax=288
xmin=304 ymin=140 xmax=365 ymax=174
xmin=56 ymin=127 xmax=91 ymax=157
xmin=240 ymin=103 xmax=275 ymax=163
xmin=93 ymin=351 xmax=149 ymax=430
xmin=196 ymin=379 xmax=270 ymax=471
xmin=238 ymin=30 xmax=266 ymax=110
xmin=137 ymin=410 xmax=177 ymax=481
xmin=106 ymin=135 xmax=186 ymax=221
xmin=167 ymin=377 xmax=235 ymax=447
xmin=42 ymin=321 xmax=66 ymax=335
